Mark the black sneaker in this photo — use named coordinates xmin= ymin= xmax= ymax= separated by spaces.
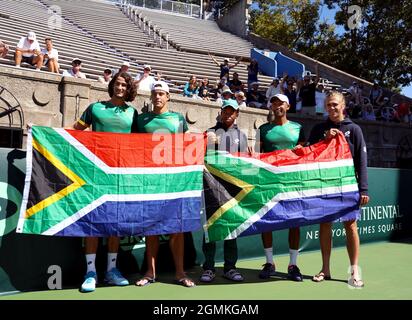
xmin=259 ymin=263 xmax=276 ymax=279
xmin=287 ymin=265 xmax=303 ymax=282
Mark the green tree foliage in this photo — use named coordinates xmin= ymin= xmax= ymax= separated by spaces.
xmin=250 ymin=0 xmax=412 ymax=90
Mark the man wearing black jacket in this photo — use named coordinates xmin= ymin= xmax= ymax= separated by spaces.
xmin=308 ymin=91 xmax=369 ymax=288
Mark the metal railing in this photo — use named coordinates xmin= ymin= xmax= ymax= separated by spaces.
xmin=121 ymin=0 xmax=201 ymax=18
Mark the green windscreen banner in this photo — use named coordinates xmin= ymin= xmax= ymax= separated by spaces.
xmin=0 ymin=148 xmax=411 ymax=293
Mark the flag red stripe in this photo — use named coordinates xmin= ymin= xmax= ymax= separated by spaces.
xmin=66 ymin=130 xmax=206 ymax=167
xmin=235 ymin=133 xmax=353 ymax=166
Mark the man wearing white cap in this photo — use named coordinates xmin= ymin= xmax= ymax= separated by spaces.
xmin=135 ymin=81 xmax=195 ymax=288
xmin=134 ymin=64 xmax=156 ymax=92
xmin=14 ymin=31 xmax=43 ymax=70
xmin=62 ymin=58 xmax=86 ymax=79
xmin=256 ymin=93 xmax=306 ymax=282
xmin=119 ymin=61 xmax=131 ymax=75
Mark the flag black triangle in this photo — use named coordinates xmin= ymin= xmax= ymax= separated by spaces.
xmin=203 ymin=170 xmax=243 ymax=219
xmin=26 ymin=148 xmax=72 ymax=210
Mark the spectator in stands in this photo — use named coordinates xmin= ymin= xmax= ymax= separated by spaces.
xmin=209 ymin=52 xmax=241 ymax=79
xmin=265 ymin=78 xmax=280 ymax=108
xmin=315 ymin=84 xmax=327 ymax=117
xmin=200 ymin=99 xmax=248 ymax=284
xmin=0 ymin=40 xmax=9 ymax=59
xmin=134 ymin=64 xmax=155 ymax=91
xmin=41 ymin=38 xmax=59 ymax=73
xmin=235 ymin=91 xmax=247 ymax=109
xmin=361 ymin=103 xmax=376 ymax=121
xmin=349 ymin=81 xmax=362 ymax=106
xmin=298 ymin=64 xmax=320 ymax=116
xmin=247 ymin=82 xmax=266 ymax=109
xmin=377 ymin=96 xmax=393 ymax=121
xmin=369 ymin=81 xmax=383 ymax=107
xmin=14 ymin=31 xmax=43 ymax=71
xmin=62 ymin=58 xmax=87 ymax=79
xmin=280 ymin=75 xmax=297 ymax=113
xmin=228 ymin=72 xmax=244 ymax=93
xmin=393 ymin=103 xmax=411 ymax=123
xmin=247 ymin=59 xmax=259 ymax=88
xmin=183 ymin=75 xmax=200 ymax=98
xmin=198 ymin=78 xmax=211 ymax=101
xmin=119 ymin=61 xmax=131 ymax=75
xmin=98 ymin=68 xmax=113 ymax=85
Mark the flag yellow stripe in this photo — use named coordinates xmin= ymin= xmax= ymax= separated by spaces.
xmin=25 ymin=138 xmax=86 ymax=219
xmin=205 ymin=164 xmax=254 ymax=228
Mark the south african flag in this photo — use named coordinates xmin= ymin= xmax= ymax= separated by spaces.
xmin=203 ymin=132 xmax=360 ymax=242
xmin=17 ymin=126 xmax=205 ymax=237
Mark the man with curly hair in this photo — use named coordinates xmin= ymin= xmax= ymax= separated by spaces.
xmin=72 ymin=72 xmax=139 ymax=292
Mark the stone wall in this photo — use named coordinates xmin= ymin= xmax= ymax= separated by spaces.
xmin=1 ymin=65 xmax=411 ymax=168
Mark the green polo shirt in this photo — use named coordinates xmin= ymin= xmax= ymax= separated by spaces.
xmin=79 ymin=101 xmax=138 ymax=133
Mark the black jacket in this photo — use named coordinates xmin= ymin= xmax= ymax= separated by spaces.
xmin=307 ymin=118 xmax=368 ymax=195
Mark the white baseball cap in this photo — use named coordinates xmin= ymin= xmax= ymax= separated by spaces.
xmin=222 ymin=86 xmax=233 ymax=94
xmin=122 ymin=61 xmax=130 ymax=67
xmin=71 ymin=58 xmax=82 ymax=65
xmin=151 ymin=80 xmax=169 ymax=93
xmin=143 ymin=64 xmax=152 ymax=70
xmin=270 ymin=93 xmax=289 ymax=104
xmin=27 ymin=31 xmax=36 ymax=40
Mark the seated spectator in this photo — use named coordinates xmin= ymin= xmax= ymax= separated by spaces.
xmin=198 ymin=78 xmax=211 ymax=101
xmin=376 ymin=96 xmax=392 ymax=120
xmin=0 ymin=40 xmax=9 ymax=59
xmin=119 ymin=61 xmax=131 ymax=75
xmin=369 ymin=81 xmax=383 ymax=106
xmin=134 ymin=64 xmax=155 ymax=91
xmin=246 ymin=82 xmax=266 ymax=108
xmin=98 ymin=68 xmax=112 ymax=85
xmin=216 ymin=86 xmax=233 ymax=105
xmin=221 ymin=86 xmax=234 ymax=100
xmin=14 ymin=31 xmax=43 ymax=71
xmin=62 ymin=58 xmax=87 ymax=79
xmin=393 ymin=103 xmax=411 ymax=123
xmin=183 ymin=75 xmax=199 ymax=98
xmin=235 ymin=91 xmax=247 ymax=109
xmin=346 ymin=101 xmax=362 ymax=119
xmin=362 ymin=103 xmax=376 ymax=121
xmin=41 ymin=38 xmax=59 ymax=73
xmin=228 ymin=72 xmax=244 ymax=93
xmin=265 ymin=78 xmax=280 ymax=108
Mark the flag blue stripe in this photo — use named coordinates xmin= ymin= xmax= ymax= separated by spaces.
xmin=55 ymin=197 xmax=202 ymax=237
xmin=239 ymin=191 xmax=360 ymax=237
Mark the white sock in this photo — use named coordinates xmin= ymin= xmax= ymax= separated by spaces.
xmin=289 ymin=249 xmax=299 ymax=266
xmin=85 ymin=254 xmax=96 ymax=273
xmin=36 ymin=68 xmax=40 ymax=71
xmin=15 ymin=65 xmax=20 ymax=68
xmin=107 ymin=252 xmax=118 ymax=272
xmin=264 ymin=247 xmax=274 ymax=264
